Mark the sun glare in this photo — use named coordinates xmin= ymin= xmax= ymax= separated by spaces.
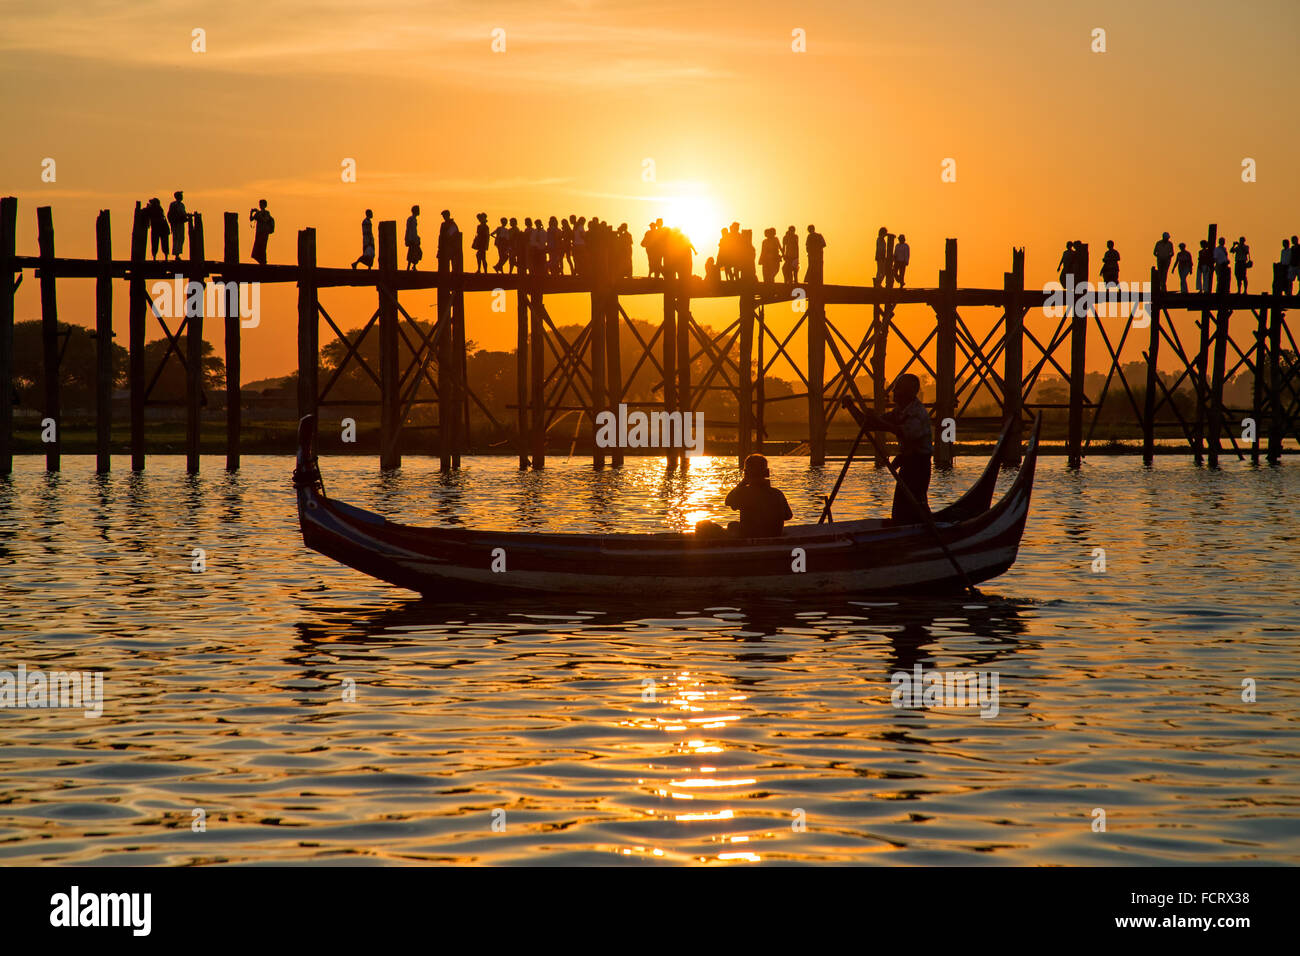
xmin=658 ymin=194 xmax=722 ymax=248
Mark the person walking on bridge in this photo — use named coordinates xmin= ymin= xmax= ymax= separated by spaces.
xmin=893 ymin=234 xmax=910 ymax=287
xmin=405 ymin=205 xmax=422 ymax=270
xmin=782 ymin=226 xmax=799 ymax=284
xmin=351 ymin=209 xmax=375 ymax=270
xmin=804 ymin=225 xmax=826 ymax=285
xmin=249 ymin=199 xmax=274 ymax=265
xmin=1174 ymin=242 xmax=1193 ymax=294
xmin=874 ymin=227 xmax=890 ymax=286
xmin=1153 ymin=232 xmax=1174 ymax=290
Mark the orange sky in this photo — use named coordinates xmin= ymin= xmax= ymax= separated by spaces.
xmin=3 ymin=0 xmax=1298 ymax=382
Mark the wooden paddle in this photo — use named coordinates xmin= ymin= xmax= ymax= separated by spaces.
xmin=824 ymin=401 xmax=978 ymax=596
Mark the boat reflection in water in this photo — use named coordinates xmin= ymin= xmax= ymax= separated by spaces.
xmin=289 ymin=595 xmax=1032 ymax=864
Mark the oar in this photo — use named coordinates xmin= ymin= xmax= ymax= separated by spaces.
xmin=818 ymin=422 xmax=870 ymax=524
xmin=860 ymin=427 xmax=978 ymax=596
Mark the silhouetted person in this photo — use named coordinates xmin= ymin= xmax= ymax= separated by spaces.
xmin=249 ymin=199 xmax=273 ymax=265
xmin=1282 ymin=238 xmax=1294 ymax=296
xmin=617 ymin=222 xmax=634 ymax=277
xmin=724 ymin=454 xmax=792 ymax=538
xmin=759 ymin=227 xmax=781 ymax=285
xmin=1196 ymin=239 xmax=1212 ymax=292
xmin=642 ymin=221 xmax=661 ymax=278
xmin=491 ymin=217 xmax=510 ymax=273
xmin=740 ymin=228 xmax=757 ymax=282
xmin=874 ymin=227 xmax=890 ymax=286
xmin=167 ymin=191 xmax=190 ymax=260
xmin=893 ymin=234 xmax=910 ymax=287
xmin=704 ymin=256 xmax=721 ymax=284
xmin=781 ymin=226 xmax=799 ymax=284
xmin=1057 ymin=241 xmax=1074 ymax=286
xmin=561 ymin=218 xmax=575 ymax=274
xmin=437 ymin=209 xmax=462 ymax=273
xmin=1214 ymin=237 xmax=1230 ymax=293
xmin=841 ymin=372 xmax=932 ymax=524
xmin=471 ymin=213 xmax=490 ymax=273
xmin=1099 ymin=240 xmax=1120 ymax=286
xmin=1231 ymin=236 xmax=1251 ymax=293
xmin=1153 ymin=232 xmax=1174 ymax=290
xmin=405 ymin=205 xmax=422 ymax=270
xmin=572 ymin=216 xmax=588 ymax=276
xmin=1284 ymin=235 xmax=1294 ymax=295
xmin=528 ymin=217 xmax=547 ymax=275
xmin=547 ymin=216 xmax=563 ymax=276
xmin=1174 ymin=242 xmax=1192 ymax=294
xmin=146 ymin=198 xmax=169 ymax=260
xmin=804 ymin=225 xmax=826 ymax=284
xmin=716 ymin=228 xmax=731 ymax=280
xmin=351 ymin=208 xmax=375 ymax=269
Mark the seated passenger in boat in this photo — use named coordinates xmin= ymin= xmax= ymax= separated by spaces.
xmin=722 ymin=454 xmax=793 ymax=537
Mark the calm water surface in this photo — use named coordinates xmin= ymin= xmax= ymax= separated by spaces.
xmin=1 ymin=453 xmax=1297 ymax=865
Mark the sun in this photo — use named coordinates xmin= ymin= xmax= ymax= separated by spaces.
xmin=659 ymin=194 xmax=723 ymax=249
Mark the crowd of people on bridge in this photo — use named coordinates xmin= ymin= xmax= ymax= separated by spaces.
xmin=1057 ymin=231 xmax=1300 ymax=296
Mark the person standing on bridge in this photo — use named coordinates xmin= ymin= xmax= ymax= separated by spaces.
xmin=249 ymin=199 xmax=274 ymax=266
xmin=1213 ymin=237 xmax=1231 ymax=293
xmin=617 ymin=223 xmax=634 ymax=277
xmin=491 ymin=216 xmax=510 ymax=274
xmin=1196 ymin=239 xmax=1212 ymax=292
xmin=804 ymin=225 xmax=826 ymax=285
xmin=351 ymin=209 xmax=375 ymax=270
xmin=405 ymin=206 xmax=422 ymax=270
xmin=1284 ymin=234 xmax=1294 ymax=293
xmin=874 ymin=227 xmax=890 ymax=286
xmin=759 ymin=228 xmax=781 ymax=285
xmin=1174 ymin=242 xmax=1193 ymax=294
xmin=841 ymin=373 xmax=933 ymax=524
xmin=1231 ymin=236 xmax=1251 ymax=293
xmin=1057 ymin=241 xmax=1075 ymax=287
xmin=1099 ymin=240 xmax=1120 ymax=287
xmin=1153 ymin=232 xmax=1175 ymax=290
xmin=893 ymin=234 xmax=911 ymax=287
xmin=437 ymin=209 xmax=462 ymax=274
xmin=782 ymin=226 xmax=799 ymax=284
xmin=167 ymin=191 xmax=190 ymax=261
xmin=472 ymin=213 xmax=490 ymax=274
xmin=146 ymin=198 xmax=169 ymax=261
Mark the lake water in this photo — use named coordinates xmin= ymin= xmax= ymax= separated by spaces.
xmin=1 ymin=452 xmax=1297 ymax=865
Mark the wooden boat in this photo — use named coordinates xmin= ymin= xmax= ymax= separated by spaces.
xmin=293 ymin=414 xmax=1040 ymax=598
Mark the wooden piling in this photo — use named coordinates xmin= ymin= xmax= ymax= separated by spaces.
xmin=515 ymin=288 xmax=529 ymax=469
xmin=437 ymin=275 xmax=452 ymax=472
xmin=605 ymin=289 xmax=623 ymax=467
xmin=755 ymin=305 xmax=766 ymax=454
xmin=676 ymin=271 xmax=691 ymax=470
xmin=738 ymin=292 xmax=754 ymax=464
xmin=94 ymin=210 xmax=112 ymax=473
xmin=1266 ymin=265 xmax=1284 ymax=464
xmin=590 ymin=249 xmax=606 ymax=469
xmin=452 ymin=284 xmax=466 ymax=469
xmin=1194 ymin=224 xmax=1217 ymax=464
xmin=185 ymin=213 xmax=205 ymax=474
xmin=1142 ymin=266 xmax=1162 ymax=465
xmin=224 ymin=212 xmax=240 ymax=471
xmin=128 ymin=205 xmax=147 ymax=471
xmin=1066 ymin=242 xmax=1089 ymax=469
xmin=1001 ymin=248 xmax=1025 ymax=466
xmin=873 ymin=235 xmax=896 ymax=466
xmin=529 ymin=284 xmax=545 ymax=469
xmin=377 ymin=220 xmax=400 ymax=470
xmin=934 ymin=238 xmax=958 ymax=470
xmin=0 ymin=197 xmax=15 ymax=475
xmin=1250 ymin=272 xmax=1273 ymax=465
xmin=807 ymin=288 xmax=827 ymax=468
xmin=1206 ymin=305 xmax=1231 ymax=468
xmin=296 ymin=227 xmax=318 ymax=429
xmin=37 ymin=207 xmax=59 ymax=472
xmin=662 ymin=276 xmax=677 ymax=469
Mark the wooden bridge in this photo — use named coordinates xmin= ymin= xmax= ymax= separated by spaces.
xmin=1 ymin=195 xmax=1296 ymax=475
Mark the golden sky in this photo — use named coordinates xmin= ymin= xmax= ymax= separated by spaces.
xmin=3 ymin=0 xmax=1298 ymax=381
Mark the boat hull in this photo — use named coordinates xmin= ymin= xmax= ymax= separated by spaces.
xmin=294 ymin=418 xmax=1039 ymax=599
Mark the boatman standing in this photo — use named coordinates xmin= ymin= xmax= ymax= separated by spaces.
xmin=841 ymin=373 xmax=933 ymax=524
